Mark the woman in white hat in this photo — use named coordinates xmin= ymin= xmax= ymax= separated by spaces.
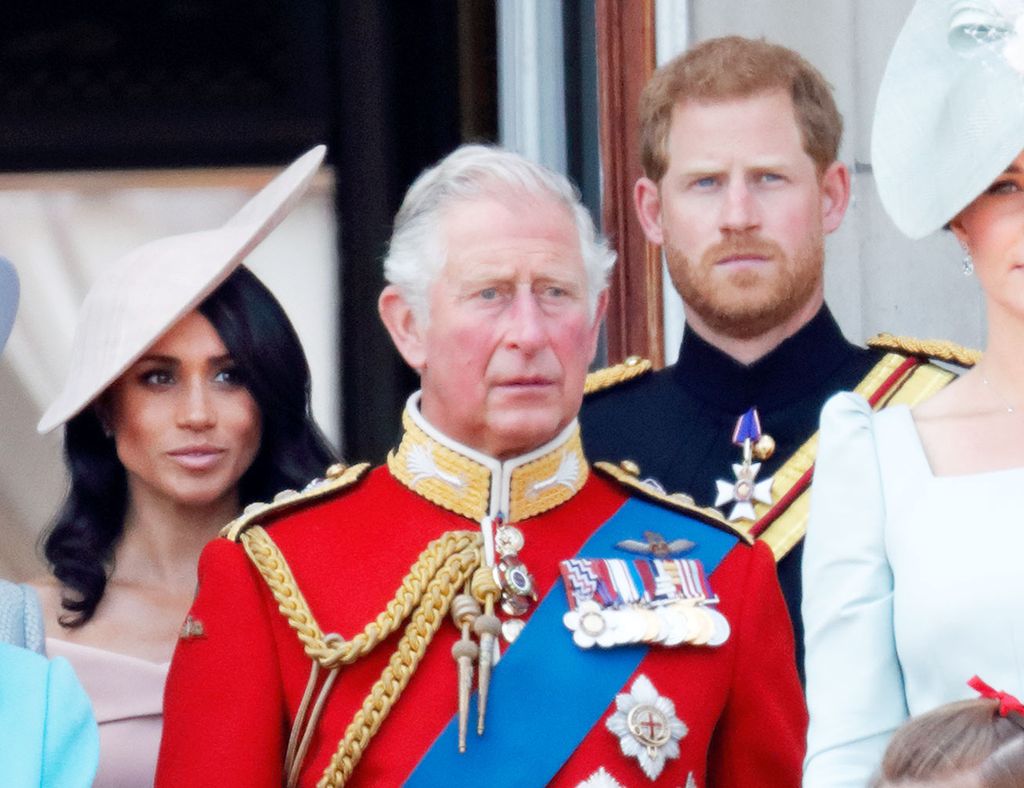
xmin=802 ymin=1 xmax=1024 ymax=785
xmin=4 ymin=147 xmax=337 ymax=787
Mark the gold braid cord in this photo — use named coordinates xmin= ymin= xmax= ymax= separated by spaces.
xmin=583 ymin=355 xmax=652 ymax=395
xmin=239 ymin=526 xmax=484 ymax=787
xmin=867 ymin=333 xmax=981 ymax=367
xmin=221 ymin=463 xmax=371 ymax=542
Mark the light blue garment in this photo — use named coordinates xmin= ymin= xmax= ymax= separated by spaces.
xmin=802 ymin=393 xmax=1024 ymax=787
xmin=0 ymin=642 xmax=99 ymax=788
xmin=0 ymin=580 xmax=45 ymax=653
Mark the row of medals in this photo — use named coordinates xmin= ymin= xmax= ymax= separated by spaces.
xmin=572 ymin=597 xmax=730 ymax=649
xmin=491 ymin=521 xmax=731 ymax=649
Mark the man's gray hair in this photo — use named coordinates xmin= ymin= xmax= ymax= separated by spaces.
xmin=383 ymin=144 xmax=617 ymax=322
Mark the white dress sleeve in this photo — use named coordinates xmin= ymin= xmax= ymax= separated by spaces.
xmin=802 ymin=392 xmax=909 ymax=787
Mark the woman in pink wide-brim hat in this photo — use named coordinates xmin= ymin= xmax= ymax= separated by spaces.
xmin=2 ymin=146 xmax=338 ymax=787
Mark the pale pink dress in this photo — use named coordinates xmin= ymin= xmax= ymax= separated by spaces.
xmin=47 ymin=638 xmax=168 ymax=788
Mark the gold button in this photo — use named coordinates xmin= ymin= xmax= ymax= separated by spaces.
xmin=753 ymin=434 xmax=776 ymax=461
xmin=325 ymin=463 xmax=348 ymax=479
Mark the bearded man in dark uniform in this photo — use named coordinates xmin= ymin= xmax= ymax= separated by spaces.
xmin=157 ymin=145 xmax=806 ymax=787
xmin=580 ymin=37 xmax=959 ymax=674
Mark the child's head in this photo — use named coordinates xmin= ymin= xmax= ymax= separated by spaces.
xmin=873 ymin=679 xmax=1024 ymax=787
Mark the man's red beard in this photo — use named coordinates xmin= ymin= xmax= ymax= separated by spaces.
xmin=664 ymin=233 xmax=824 ymax=341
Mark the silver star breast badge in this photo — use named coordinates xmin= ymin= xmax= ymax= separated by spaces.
xmin=578 ymin=767 xmax=627 ymax=788
xmin=605 ymin=674 xmax=687 ymax=780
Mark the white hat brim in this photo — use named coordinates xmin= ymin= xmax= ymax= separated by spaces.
xmin=872 ymin=0 xmax=1024 ymax=239
xmin=37 ymin=144 xmax=326 ymax=433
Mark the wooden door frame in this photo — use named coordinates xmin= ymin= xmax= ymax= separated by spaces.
xmin=595 ymin=0 xmax=664 ymax=366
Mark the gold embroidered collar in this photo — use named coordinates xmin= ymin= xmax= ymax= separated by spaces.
xmin=388 ymin=392 xmax=589 ymax=524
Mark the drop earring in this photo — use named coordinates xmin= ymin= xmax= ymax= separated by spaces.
xmin=961 ymin=249 xmax=974 ymax=276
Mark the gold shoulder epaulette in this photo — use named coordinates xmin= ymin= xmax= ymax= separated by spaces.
xmin=593 ymin=460 xmax=753 ymax=544
xmin=221 ymin=462 xmax=372 ymax=542
xmin=867 ymin=333 xmax=981 ymax=368
xmin=584 ymin=355 xmax=652 ymax=395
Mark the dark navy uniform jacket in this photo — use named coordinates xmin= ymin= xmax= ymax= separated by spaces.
xmin=580 ymin=307 xmax=883 ymax=675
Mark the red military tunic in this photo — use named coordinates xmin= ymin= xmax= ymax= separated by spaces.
xmin=157 ymin=410 xmax=805 ymax=787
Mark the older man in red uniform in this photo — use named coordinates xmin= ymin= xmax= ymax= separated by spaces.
xmin=157 ymin=146 xmax=806 ymax=787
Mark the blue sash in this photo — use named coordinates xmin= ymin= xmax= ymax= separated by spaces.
xmin=405 ymin=497 xmax=739 ymax=786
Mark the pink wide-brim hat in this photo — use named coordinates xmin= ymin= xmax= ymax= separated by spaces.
xmin=37 ymin=144 xmax=326 ymax=434
xmin=0 ymin=257 xmax=18 ymax=354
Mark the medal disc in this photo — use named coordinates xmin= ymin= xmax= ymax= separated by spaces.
xmin=494 ymin=524 xmax=525 ymax=556
xmin=614 ymin=609 xmax=646 ymax=645
xmin=688 ymin=608 xmax=714 ymax=646
xmin=706 ymin=607 xmax=731 ymax=647
xmin=501 ymin=594 xmax=530 ymax=617
xmin=656 ymin=606 xmax=688 ymax=647
xmin=501 ymin=617 xmax=526 ymax=643
xmin=639 ymin=608 xmax=663 ymax=643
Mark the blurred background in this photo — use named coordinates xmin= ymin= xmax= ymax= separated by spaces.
xmin=0 ymin=0 xmax=977 ymax=579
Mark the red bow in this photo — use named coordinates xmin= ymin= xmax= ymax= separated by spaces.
xmin=968 ymin=675 xmax=1024 ymax=717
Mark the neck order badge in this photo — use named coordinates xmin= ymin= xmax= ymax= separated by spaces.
xmin=715 ymin=408 xmax=775 ymax=521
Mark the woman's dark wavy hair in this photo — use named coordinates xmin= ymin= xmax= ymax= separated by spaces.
xmin=43 ymin=266 xmax=337 ymax=627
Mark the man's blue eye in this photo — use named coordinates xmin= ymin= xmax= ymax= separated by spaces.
xmin=480 ymin=288 xmax=498 ymax=300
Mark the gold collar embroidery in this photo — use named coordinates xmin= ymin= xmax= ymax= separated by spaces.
xmin=387 ymin=393 xmax=588 ymax=523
